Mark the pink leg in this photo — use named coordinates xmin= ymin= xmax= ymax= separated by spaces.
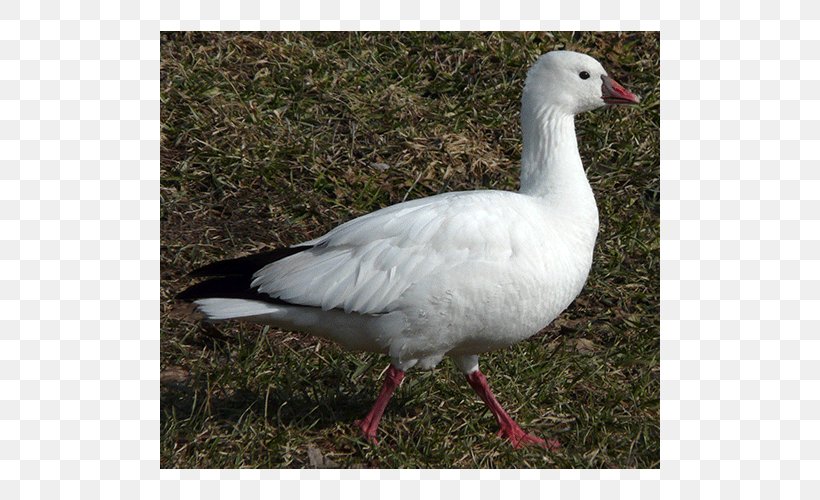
xmin=356 ymin=365 xmax=405 ymax=444
xmin=465 ymin=370 xmax=560 ymax=450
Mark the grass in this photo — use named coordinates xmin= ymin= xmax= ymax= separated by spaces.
xmin=160 ymin=32 xmax=660 ymax=469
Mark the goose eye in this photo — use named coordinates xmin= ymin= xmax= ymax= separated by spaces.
xmin=579 ymin=71 xmax=590 ymax=80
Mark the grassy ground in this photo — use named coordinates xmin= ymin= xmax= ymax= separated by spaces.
xmin=160 ymin=32 xmax=660 ymax=469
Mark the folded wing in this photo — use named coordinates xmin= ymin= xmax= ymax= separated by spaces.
xmin=250 ymin=191 xmax=534 ymax=315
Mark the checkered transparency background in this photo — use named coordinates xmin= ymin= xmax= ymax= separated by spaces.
xmin=0 ymin=0 xmax=818 ymax=498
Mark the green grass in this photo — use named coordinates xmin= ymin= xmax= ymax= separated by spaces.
xmin=160 ymin=32 xmax=659 ymax=469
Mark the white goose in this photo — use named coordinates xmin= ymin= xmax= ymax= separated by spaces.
xmin=178 ymin=50 xmax=640 ymax=448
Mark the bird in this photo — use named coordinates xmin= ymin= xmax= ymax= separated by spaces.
xmin=177 ymin=50 xmax=640 ymax=449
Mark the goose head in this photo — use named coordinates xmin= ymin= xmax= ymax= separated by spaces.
xmin=523 ymin=50 xmax=640 ymax=116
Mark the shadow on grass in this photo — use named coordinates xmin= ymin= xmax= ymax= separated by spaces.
xmin=160 ymin=357 xmax=416 ymax=435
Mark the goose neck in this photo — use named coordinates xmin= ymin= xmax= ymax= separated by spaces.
xmin=520 ymin=107 xmax=596 ymax=215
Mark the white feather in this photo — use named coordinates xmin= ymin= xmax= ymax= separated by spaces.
xmin=194 ymin=298 xmax=284 ymax=320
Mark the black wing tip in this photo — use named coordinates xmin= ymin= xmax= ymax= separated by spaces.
xmin=186 ymin=245 xmax=313 ymax=278
xmin=176 ymin=275 xmax=249 ymax=302
xmin=177 ymin=245 xmax=313 ymax=306
xmin=175 ymin=280 xmax=209 ymax=302
xmin=175 ymin=275 xmax=298 ymax=308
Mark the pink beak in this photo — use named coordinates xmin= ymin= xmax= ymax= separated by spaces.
xmin=601 ymin=75 xmax=640 ymax=105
